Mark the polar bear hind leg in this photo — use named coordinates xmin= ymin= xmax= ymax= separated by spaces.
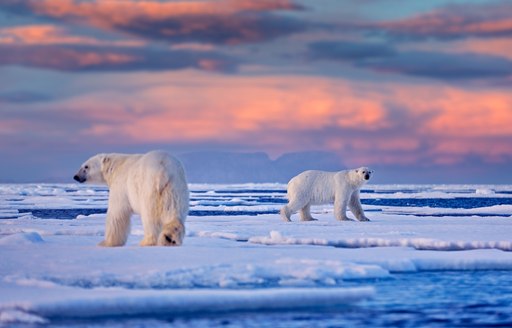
xmin=157 ymin=181 xmax=187 ymax=246
xmin=280 ymin=206 xmax=292 ymax=222
xmin=159 ymin=219 xmax=185 ymax=246
xmin=280 ymin=197 xmax=307 ymax=222
xmin=139 ymin=207 xmax=161 ymax=246
xmin=299 ymin=204 xmax=317 ymax=221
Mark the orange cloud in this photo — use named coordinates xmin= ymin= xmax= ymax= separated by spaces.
xmin=421 ymin=89 xmax=512 ymax=137
xmin=0 ymin=24 xmax=143 ymax=46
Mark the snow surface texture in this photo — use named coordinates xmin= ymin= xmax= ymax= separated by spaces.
xmin=1 ymin=183 xmax=512 ymax=324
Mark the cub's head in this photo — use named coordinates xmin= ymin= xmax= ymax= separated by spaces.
xmin=354 ymin=167 xmax=373 ymax=182
xmin=73 ymin=154 xmax=109 ymax=184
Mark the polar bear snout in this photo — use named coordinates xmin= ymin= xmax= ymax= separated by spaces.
xmin=73 ymin=173 xmax=86 ymax=183
xmin=364 ymin=173 xmax=370 ymax=180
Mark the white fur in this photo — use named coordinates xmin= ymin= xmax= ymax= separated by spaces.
xmin=74 ymin=150 xmax=189 ymax=247
xmin=280 ymin=167 xmax=372 ymax=222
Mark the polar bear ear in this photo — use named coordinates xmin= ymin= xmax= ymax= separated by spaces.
xmin=100 ymin=155 xmax=114 ymax=176
xmin=102 ymin=155 xmax=110 ymax=165
xmin=355 ymin=169 xmax=359 ymax=173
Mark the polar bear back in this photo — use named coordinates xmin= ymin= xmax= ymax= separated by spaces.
xmin=124 ymin=151 xmax=188 ymax=219
xmin=287 ymin=169 xmax=358 ymax=205
xmin=288 ymin=170 xmax=335 ymax=205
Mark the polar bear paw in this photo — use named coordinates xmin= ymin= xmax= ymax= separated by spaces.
xmin=158 ymin=220 xmax=185 ymax=246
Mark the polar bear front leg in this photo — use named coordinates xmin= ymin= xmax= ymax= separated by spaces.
xmin=99 ymin=203 xmax=132 ymax=247
xmin=334 ymin=191 xmax=352 ymax=221
xmin=349 ymin=191 xmax=370 ymax=221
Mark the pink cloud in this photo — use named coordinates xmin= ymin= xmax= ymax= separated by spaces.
xmin=378 ymin=3 xmax=512 ymax=39
xmin=75 ymin=76 xmax=389 ymax=143
xmin=0 ymin=45 xmax=139 ymax=70
xmin=25 ymin=0 xmax=301 ymax=18
xmin=28 ymin=71 xmax=507 ymax=167
xmin=449 ymin=39 xmax=512 ymax=60
xmin=4 ymin=0 xmax=305 ymax=45
xmin=0 ymin=119 xmax=29 ymax=135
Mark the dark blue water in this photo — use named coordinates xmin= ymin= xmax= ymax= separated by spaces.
xmin=15 ymin=195 xmax=512 ymax=220
xmin=362 ymin=197 xmax=512 ymax=209
xmin=39 ymin=271 xmax=512 ymax=328
xmin=16 ymin=208 xmax=278 ymax=219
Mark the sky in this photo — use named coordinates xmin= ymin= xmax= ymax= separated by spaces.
xmin=0 ymin=0 xmax=511 ymax=184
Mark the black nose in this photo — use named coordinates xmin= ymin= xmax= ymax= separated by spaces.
xmin=73 ymin=175 xmax=83 ymax=182
xmin=365 ymin=174 xmax=370 ymax=180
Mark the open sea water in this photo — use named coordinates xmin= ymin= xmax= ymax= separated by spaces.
xmin=46 ymin=271 xmax=512 ymax=327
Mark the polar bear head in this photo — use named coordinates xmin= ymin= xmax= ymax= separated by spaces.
xmin=354 ymin=167 xmax=373 ymax=183
xmin=73 ymin=154 xmax=109 ymax=184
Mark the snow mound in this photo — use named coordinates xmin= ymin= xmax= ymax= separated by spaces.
xmin=476 ymin=188 xmax=495 ymax=195
xmin=0 ymin=232 xmax=44 ymax=245
xmin=190 ymin=230 xmax=248 ymax=242
xmin=250 ymin=231 xmax=512 ymax=251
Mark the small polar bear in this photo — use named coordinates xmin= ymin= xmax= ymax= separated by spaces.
xmin=73 ymin=150 xmax=189 ymax=247
xmin=281 ymin=167 xmax=373 ymax=222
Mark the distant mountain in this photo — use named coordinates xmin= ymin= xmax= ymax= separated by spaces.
xmin=178 ymin=151 xmax=344 ymax=183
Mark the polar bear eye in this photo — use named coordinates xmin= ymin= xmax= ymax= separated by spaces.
xmin=84 ymin=165 xmax=89 ymax=170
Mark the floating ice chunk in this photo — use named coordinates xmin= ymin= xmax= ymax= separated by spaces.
xmin=0 ymin=232 xmax=44 ymax=245
xmin=0 ymin=310 xmax=47 ymax=325
xmin=75 ymin=213 xmax=106 ymax=220
xmin=0 ymin=209 xmax=19 ymax=219
xmin=476 ymin=188 xmax=495 ymax=195
xmin=17 ymin=259 xmax=389 ymax=290
xmin=7 ymin=278 xmax=58 ymax=288
xmin=2 ymin=287 xmax=374 ymax=321
xmin=412 ymin=255 xmax=512 ymax=271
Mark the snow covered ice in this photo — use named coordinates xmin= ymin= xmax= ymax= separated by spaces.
xmin=1 ymin=183 xmax=512 ymax=326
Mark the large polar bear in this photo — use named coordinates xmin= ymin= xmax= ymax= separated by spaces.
xmin=281 ymin=167 xmax=372 ymax=222
xmin=73 ymin=150 xmax=189 ymax=247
